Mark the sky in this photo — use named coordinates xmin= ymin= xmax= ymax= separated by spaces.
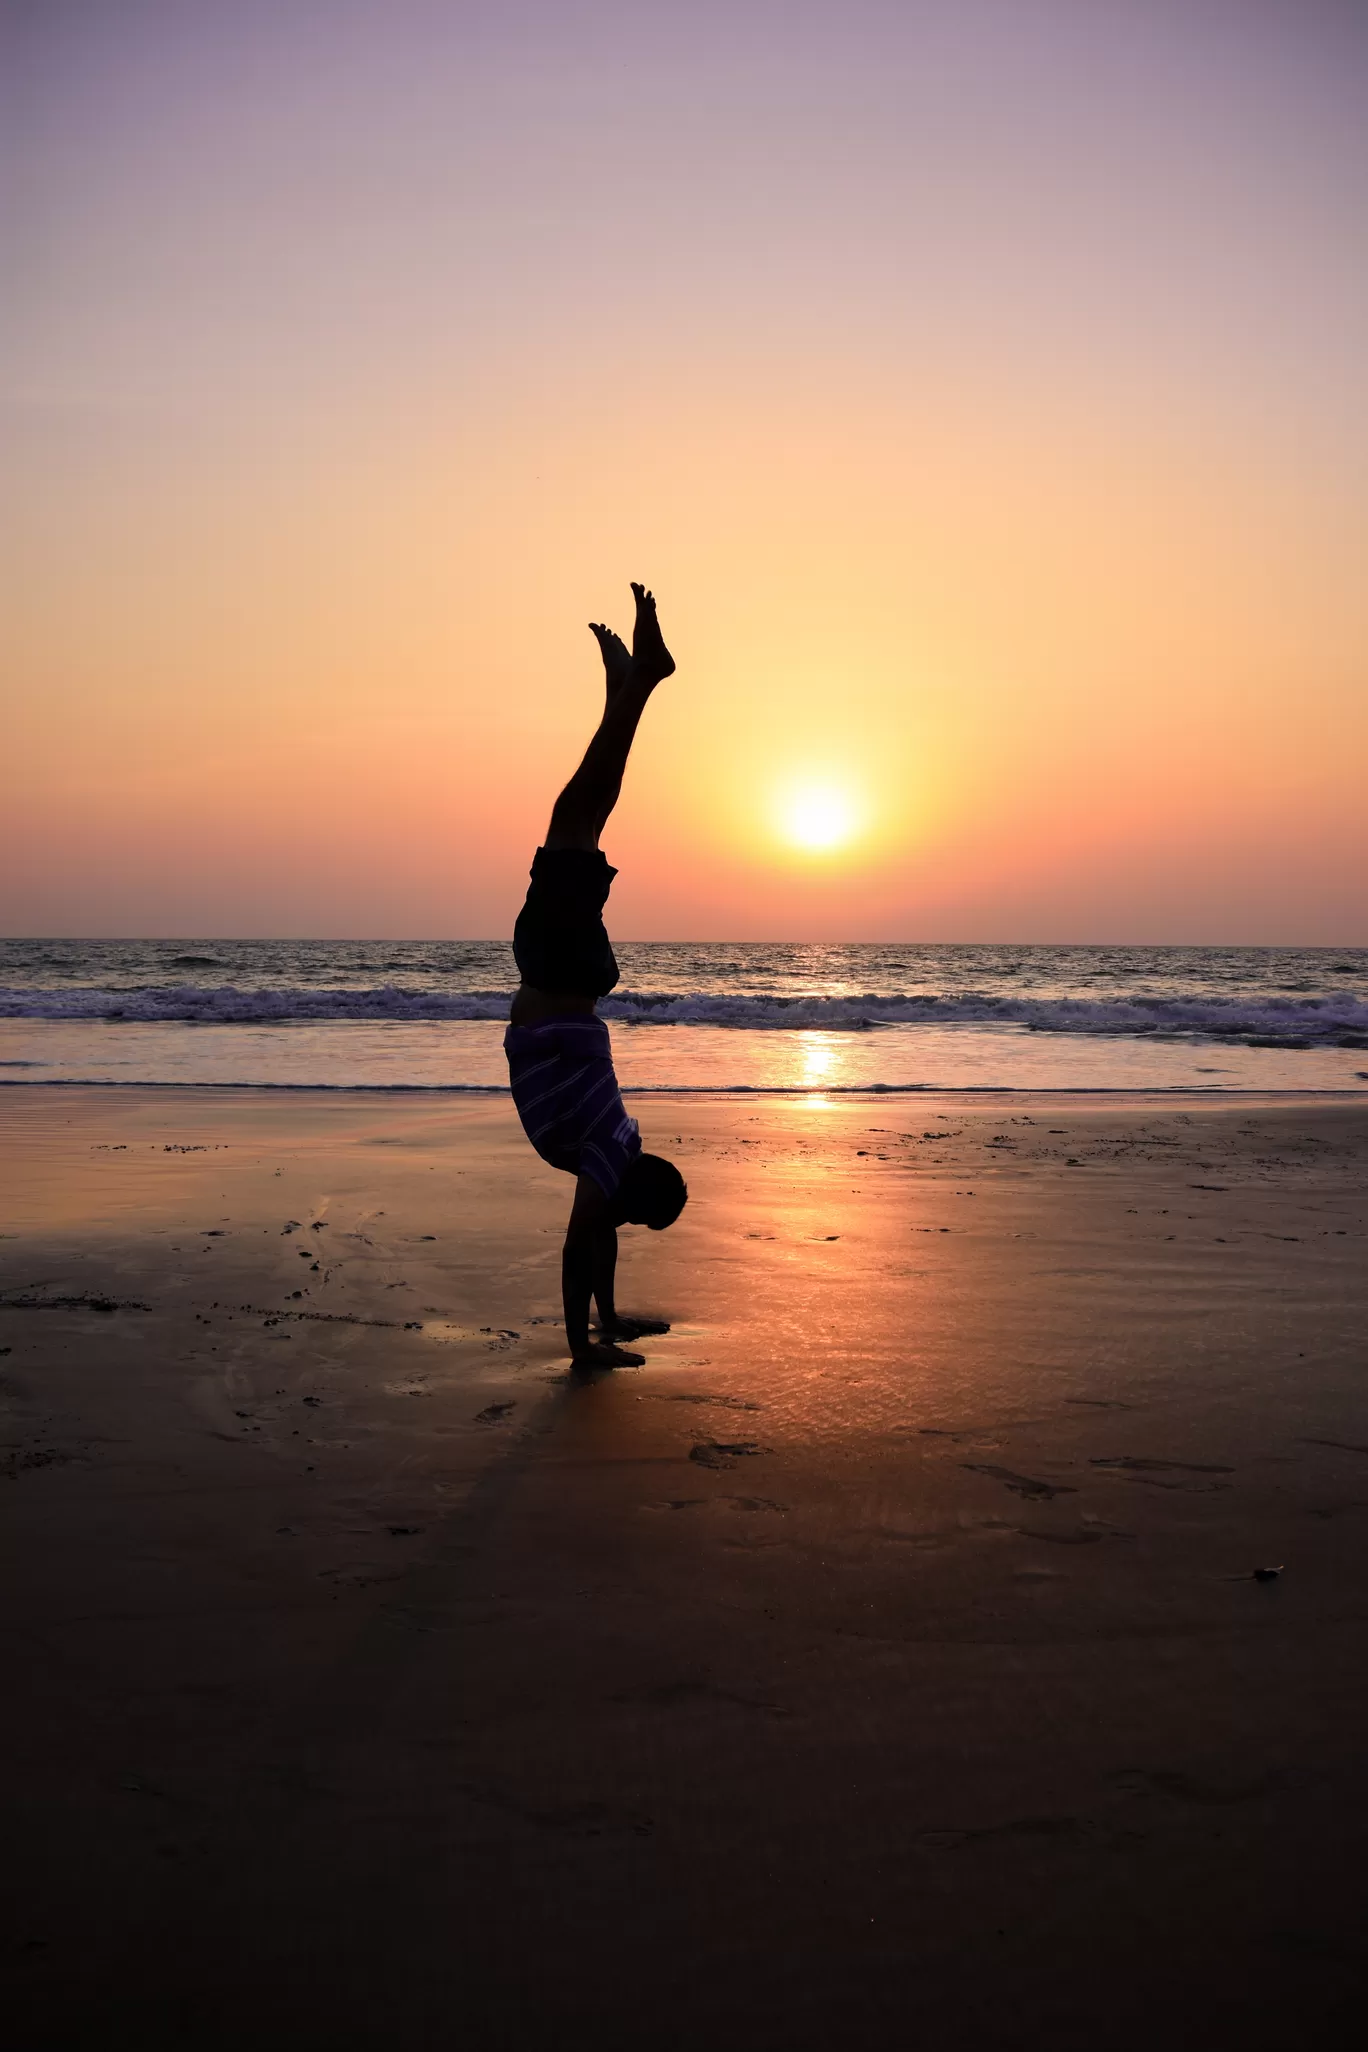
xmin=3 ymin=0 xmax=1365 ymax=942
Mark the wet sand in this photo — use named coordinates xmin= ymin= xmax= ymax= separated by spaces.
xmin=4 ymin=1086 xmax=1367 ymax=2048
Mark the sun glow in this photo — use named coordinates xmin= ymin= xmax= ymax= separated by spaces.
xmin=780 ymin=782 xmax=860 ymax=852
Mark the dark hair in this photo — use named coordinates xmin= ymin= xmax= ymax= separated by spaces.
xmin=618 ymin=1152 xmax=688 ymax=1230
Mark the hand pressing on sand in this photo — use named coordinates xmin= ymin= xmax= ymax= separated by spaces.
xmin=559 ymin=1177 xmax=675 ymax=1368
xmin=562 ymin=1178 xmax=660 ymax=1370
xmin=599 ymin=1315 xmax=671 ymax=1342
xmin=573 ymin=1339 xmax=646 ymax=1371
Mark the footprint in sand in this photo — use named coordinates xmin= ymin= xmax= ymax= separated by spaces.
xmin=610 ymin=1679 xmax=789 ymax=1718
xmin=652 ymin=1393 xmax=763 ymax=1412
xmin=1017 ymin=1523 xmax=1134 ymax=1545
xmin=917 ymin=1816 xmax=1125 ymax=1852
xmin=1093 ymin=1455 xmax=1232 ymax=1472
xmin=1110 ymin=1767 xmax=1285 ymax=1806
xmin=645 ymin=1495 xmax=787 ymax=1514
xmin=689 ymin=1440 xmax=769 ymax=1470
xmin=962 ymin=1463 xmax=1076 ymax=1501
xmin=1091 ymin=1456 xmax=1233 ymax=1490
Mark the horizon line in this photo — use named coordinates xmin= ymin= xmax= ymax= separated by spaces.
xmin=1 ymin=935 xmax=1365 ymax=954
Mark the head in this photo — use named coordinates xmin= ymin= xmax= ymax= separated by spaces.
xmin=615 ymin=1151 xmax=688 ymax=1231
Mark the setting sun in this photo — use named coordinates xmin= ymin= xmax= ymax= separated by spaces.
xmin=781 ymin=783 xmax=860 ymax=852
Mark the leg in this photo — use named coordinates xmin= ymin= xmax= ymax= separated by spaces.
xmin=545 ymin=584 xmax=675 ymax=850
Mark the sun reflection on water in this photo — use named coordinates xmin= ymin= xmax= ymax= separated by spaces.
xmin=797 ymin=1034 xmax=838 ymax=1087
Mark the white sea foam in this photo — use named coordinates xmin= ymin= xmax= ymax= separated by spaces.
xmin=5 ymin=944 xmax=1366 ymax=1091
xmin=3 ymin=982 xmax=1367 ymax=1047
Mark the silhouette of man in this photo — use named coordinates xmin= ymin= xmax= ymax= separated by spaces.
xmin=505 ymin=583 xmax=687 ymax=1368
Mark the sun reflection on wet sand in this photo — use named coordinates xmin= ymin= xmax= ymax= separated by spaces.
xmin=9 ymin=1084 xmax=1368 ymax=1476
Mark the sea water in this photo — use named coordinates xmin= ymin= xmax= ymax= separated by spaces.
xmin=1 ymin=940 xmax=1365 ymax=1094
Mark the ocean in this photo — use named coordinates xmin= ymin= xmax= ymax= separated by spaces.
xmin=2 ymin=939 xmax=1366 ymax=1094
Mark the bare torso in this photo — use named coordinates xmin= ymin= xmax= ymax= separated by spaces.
xmin=508 ymin=984 xmax=599 ymax=1027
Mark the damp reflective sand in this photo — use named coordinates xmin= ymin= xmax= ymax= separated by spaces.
xmin=5 ymin=1086 xmax=1368 ymax=2047
xmin=3 ymin=1013 xmax=1367 ymax=1092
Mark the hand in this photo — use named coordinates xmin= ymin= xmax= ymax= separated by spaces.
xmin=571 ymin=1340 xmax=645 ymax=1370
xmin=600 ymin=1316 xmax=671 ymax=1341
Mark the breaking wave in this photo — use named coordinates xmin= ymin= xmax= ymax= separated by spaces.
xmin=2 ymin=984 xmax=1367 ymax=1047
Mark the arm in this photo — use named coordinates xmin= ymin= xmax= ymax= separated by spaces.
xmin=591 ymin=1220 xmax=619 ymax=1330
xmin=593 ymin=1222 xmax=670 ymax=1342
xmin=563 ymin=1175 xmax=643 ymax=1368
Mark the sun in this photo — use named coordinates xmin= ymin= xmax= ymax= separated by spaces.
xmin=780 ymin=781 xmax=859 ymax=852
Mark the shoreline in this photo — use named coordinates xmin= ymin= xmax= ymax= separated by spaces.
xmin=4 ymin=1076 xmax=1368 ymax=1097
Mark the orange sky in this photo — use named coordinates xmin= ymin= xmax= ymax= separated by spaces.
xmin=5 ymin=1 xmax=1366 ymax=941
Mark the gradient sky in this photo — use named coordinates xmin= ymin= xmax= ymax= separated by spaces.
xmin=4 ymin=0 xmax=1365 ymax=941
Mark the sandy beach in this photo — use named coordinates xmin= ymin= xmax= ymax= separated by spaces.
xmin=4 ymin=1085 xmax=1367 ymax=2048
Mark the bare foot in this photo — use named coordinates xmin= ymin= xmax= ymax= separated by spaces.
xmin=630 ymin=582 xmax=675 ymax=685
xmin=588 ymin=621 xmax=633 ymax=696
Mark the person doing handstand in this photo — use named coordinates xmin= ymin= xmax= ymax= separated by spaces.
xmin=505 ymin=582 xmax=687 ymax=1370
